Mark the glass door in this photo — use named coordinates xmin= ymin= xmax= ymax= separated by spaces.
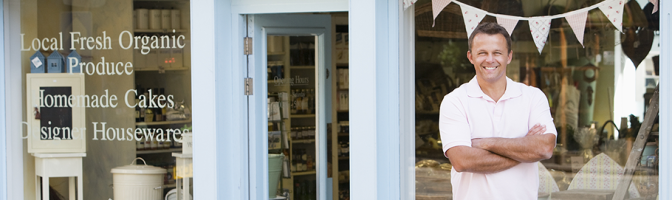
xmin=247 ymin=14 xmax=331 ymax=200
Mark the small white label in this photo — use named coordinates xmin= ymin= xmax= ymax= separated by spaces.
xmin=32 ymin=57 xmax=42 ymax=68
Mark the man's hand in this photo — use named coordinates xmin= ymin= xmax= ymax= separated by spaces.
xmin=526 ymin=123 xmax=546 ymax=136
xmin=470 ymin=123 xmax=556 ymax=163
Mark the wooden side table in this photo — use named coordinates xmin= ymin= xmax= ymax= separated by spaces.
xmin=33 ymin=153 xmax=86 ymax=200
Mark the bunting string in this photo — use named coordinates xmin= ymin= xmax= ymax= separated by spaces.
xmin=443 ymin=0 xmax=608 ymax=21
xmin=427 ymin=0 xmax=625 ymax=54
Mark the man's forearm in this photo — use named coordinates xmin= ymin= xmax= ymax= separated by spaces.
xmin=472 ymin=134 xmax=555 ymax=163
xmin=445 ymin=146 xmax=520 ymax=174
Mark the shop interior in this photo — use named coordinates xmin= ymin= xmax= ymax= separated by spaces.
xmin=265 ymin=13 xmax=350 ymax=200
xmin=21 ymin=0 xmax=192 ymax=199
xmin=19 ymin=0 xmax=662 ymax=199
xmin=413 ymin=0 xmax=660 ymax=199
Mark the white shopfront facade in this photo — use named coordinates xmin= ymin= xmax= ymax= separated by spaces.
xmin=1 ymin=0 xmax=671 ymax=200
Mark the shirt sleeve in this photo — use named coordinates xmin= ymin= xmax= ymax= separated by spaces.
xmin=439 ymin=93 xmax=472 ymax=157
xmin=529 ymin=88 xmax=558 ymax=137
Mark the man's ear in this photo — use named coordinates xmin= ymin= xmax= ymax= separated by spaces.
xmin=467 ymin=51 xmax=474 ymax=64
xmin=507 ymin=50 xmax=513 ymax=64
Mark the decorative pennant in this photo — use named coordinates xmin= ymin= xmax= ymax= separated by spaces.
xmin=404 ymin=0 xmax=418 ymax=10
xmin=599 ymin=0 xmax=625 ymax=32
xmin=459 ymin=4 xmax=487 ymax=38
xmin=432 ymin=0 xmax=453 ymax=27
xmin=650 ymin=0 xmax=658 ymax=13
xmin=565 ymin=11 xmax=588 ymax=47
xmin=496 ymin=17 xmax=519 ymax=36
xmin=528 ymin=18 xmax=552 ymax=54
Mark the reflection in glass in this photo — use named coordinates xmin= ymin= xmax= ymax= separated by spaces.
xmin=414 ymin=0 xmax=660 ymax=199
xmin=267 ymin=35 xmax=319 ymax=200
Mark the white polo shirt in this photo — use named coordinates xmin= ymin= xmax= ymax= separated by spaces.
xmin=439 ymin=76 xmax=557 ymax=200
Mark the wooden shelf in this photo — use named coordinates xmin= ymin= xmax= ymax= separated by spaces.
xmin=136 ymin=148 xmax=182 ymax=154
xmin=290 ymin=66 xmax=315 ymax=69
xmin=338 ymin=157 xmax=349 ymax=160
xmin=337 ymin=133 xmax=349 ymax=136
xmin=337 ymin=110 xmax=349 ymax=113
xmin=134 ymin=67 xmax=190 ymax=72
xmin=268 ymin=52 xmax=285 ymax=55
xmin=136 ymin=119 xmax=192 ymax=126
xmin=134 ymin=29 xmax=188 ymax=33
xmin=292 ymin=170 xmax=316 ymax=176
xmin=292 ymin=139 xmax=315 ymax=144
xmin=291 ymin=114 xmax=315 ymax=118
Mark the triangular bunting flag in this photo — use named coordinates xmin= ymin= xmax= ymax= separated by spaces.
xmin=599 ymin=0 xmax=625 ymax=32
xmin=459 ymin=4 xmax=487 ymax=38
xmin=404 ymin=0 xmax=418 ymax=10
xmin=565 ymin=11 xmax=588 ymax=47
xmin=650 ymin=0 xmax=658 ymax=13
xmin=528 ymin=18 xmax=552 ymax=54
xmin=432 ymin=0 xmax=452 ymax=27
xmin=496 ymin=17 xmax=519 ymax=36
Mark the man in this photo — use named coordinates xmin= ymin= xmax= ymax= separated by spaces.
xmin=439 ymin=22 xmax=557 ymax=200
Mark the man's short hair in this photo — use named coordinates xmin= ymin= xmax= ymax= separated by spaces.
xmin=467 ymin=22 xmax=512 ymax=53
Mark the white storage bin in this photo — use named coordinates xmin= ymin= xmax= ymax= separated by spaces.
xmin=111 ymin=158 xmax=166 ymax=200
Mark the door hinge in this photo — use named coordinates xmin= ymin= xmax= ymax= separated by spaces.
xmin=244 ymin=37 xmax=253 ymax=55
xmin=244 ymin=78 xmax=253 ymax=95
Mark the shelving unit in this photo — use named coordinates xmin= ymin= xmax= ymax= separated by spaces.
xmin=136 ymin=148 xmax=182 ymax=155
xmin=267 ymin=35 xmax=319 ymax=200
xmin=331 ymin=15 xmax=350 ymax=200
xmin=131 ymin=1 xmax=192 ymax=197
xmin=136 ymin=119 xmax=191 ymax=126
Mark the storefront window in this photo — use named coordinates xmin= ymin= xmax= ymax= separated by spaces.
xmin=414 ymin=0 xmax=660 ymax=199
xmin=18 ymin=0 xmax=192 ymax=199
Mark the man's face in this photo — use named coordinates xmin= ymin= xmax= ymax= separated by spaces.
xmin=467 ymin=33 xmax=512 ymax=84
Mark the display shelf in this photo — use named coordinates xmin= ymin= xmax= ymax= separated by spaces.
xmin=134 ymin=29 xmax=188 ymax=33
xmin=337 ymin=133 xmax=349 ymax=136
xmin=337 ymin=110 xmax=349 ymax=113
xmin=134 ymin=67 xmax=190 ymax=72
xmin=337 ymin=89 xmax=349 ymax=91
xmin=292 ymin=170 xmax=316 ymax=176
xmin=290 ymin=66 xmax=315 ymax=69
xmin=268 ymin=52 xmax=286 ymax=55
xmin=339 ymin=180 xmax=349 ymax=184
xmin=136 ymin=119 xmax=192 ymax=126
xmin=338 ymin=157 xmax=349 ymax=160
xmin=291 ymin=114 xmax=315 ymax=118
xmin=136 ymin=148 xmax=182 ymax=154
xmin=291 ymin=139 xmax=315 ymax=144
xmin=163 ymin=183 xmax=176 ymax=188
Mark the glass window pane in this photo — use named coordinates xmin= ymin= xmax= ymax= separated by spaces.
xmin=267 ymin=35 xmax=319 ymax=200
xmin=18 ymin=0 xmax=192 ymax=199
xmin=414 ymin=0 xmax=660 ymax=199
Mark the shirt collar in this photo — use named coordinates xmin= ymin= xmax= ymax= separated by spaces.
xmin=465 ymin=76 xmax=522 ymax=101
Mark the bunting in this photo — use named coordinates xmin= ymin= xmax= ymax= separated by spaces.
xmin=403 ymin=0 xmax=416 ymax=10
xmin=650 ymin=0 xmax=658 ymax=13
xmin=459 ymin=4 xmax=487 ymax=38
xmin=598 ymin=0 xmax=625 ymax=33
xmin=429 ymin=0 xmax=628 ymax=54
xmin=565 ymin=11 xmax=588 ymax=47
xmin=432 ymin=0 xmax=452 ymax=27
xmin=529 ymin=18 xmax=552 ymax=54
xmin=496 ymin=17 xmax=519 ymax=36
